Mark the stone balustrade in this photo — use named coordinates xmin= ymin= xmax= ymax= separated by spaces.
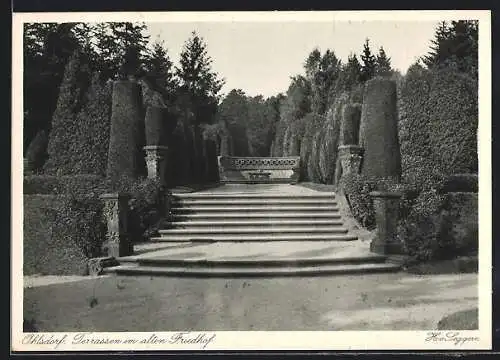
xmin=217 ymin=156 xmax=300 ymax=184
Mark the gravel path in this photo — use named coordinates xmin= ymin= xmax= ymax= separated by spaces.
xmin=23 ymin=272 xmax=477 ymax=331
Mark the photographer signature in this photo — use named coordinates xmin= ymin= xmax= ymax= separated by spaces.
xmin=425 ymin=331 xmax=480 ymax=346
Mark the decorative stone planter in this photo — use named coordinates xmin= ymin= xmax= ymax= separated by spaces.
xmin=144 ymin=145 xmax=168 ymax=185
xmin=338 ymin=145 xmax=364 ymax=176
xmin=369 ymin=191 xmax=403 ymax=255
xmin=100 ymin=193 xmax=132 ymax=258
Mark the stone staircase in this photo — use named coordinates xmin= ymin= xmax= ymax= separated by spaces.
xmin=153 ymin=192 xmax=357 ymax=242
xmin=105 ymin=185 xmax=401 ymax=277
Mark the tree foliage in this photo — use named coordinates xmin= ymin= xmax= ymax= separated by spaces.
xmin=360 ymin=38 xmax=377 ymax=82
xmin=422 ymin=20 xmax=478 ymax=77
xmin=375 ymin=46 xmax=393 ymax=77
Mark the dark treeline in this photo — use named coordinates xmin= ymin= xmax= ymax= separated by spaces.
xmin=269 ymin=38 xmax=401 ymax=183
xmin=24 ymin=22 xmax=225 ymax=184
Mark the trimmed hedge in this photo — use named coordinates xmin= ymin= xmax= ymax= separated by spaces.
xmin=399 ymin=66 xmax=478 ymax=178
xmin=318 ymin=94 xmax=348 ymax=184
xmin=24 ymin=195 xmax=105 ymax=275
xmin=106 ymin=80 xmax=145 ymax=181
xmin=24 ymin=174 xmax=170 ymax=256
xmin=43 ymin=50 xmax=92 ymax=175
xmin=359 ymin=78 xmax=401 ymax=180
xmin=24 ymin=175 xmax=106 ymax=197
xmin=299 ymin=113 xmax=324 ymax=181
xmin=426 ymin=69 xmax=478 ymax=174
xmin=71 ymin=74 xmax=113 ymax=175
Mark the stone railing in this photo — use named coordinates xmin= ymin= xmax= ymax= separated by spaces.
xmin=217 ymin=156 xmax=300 ymax=184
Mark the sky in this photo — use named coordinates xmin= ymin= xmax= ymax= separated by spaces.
xmin=145 ymin=20 xmax=439 ymax=98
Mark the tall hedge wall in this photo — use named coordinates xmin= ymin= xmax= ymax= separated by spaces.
xmin=399 ymin=66 xmax=478 ymax=178
xmin=24 ymin=175 xmax=170 ymax=275
xmin=24 ymin=195 xmax=104 ymax=275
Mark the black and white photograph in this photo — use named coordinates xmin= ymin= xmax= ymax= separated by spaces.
xmin=12 ymin=10 xmax=492 ymax=351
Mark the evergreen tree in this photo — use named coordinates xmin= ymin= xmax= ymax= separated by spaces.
xmin=422 ymin=20 xmax=478 ymax=76
xmin=334 ymin=53 xmax=362 ymax=93
xmin=304 ymin=48 xmax=341 ymax=114
xmin=175 ymin=31 xmax=225 ymax=125
xmin=422 ymin=21 xmax=452 ymax=69
xmin=92 ymin=22 xmax=150 ymax=80
xmin=375 ymin=46 xmax=393 ymax=77
xmin=23 ymin=23 xmax=81 ymax=150
xmin=360 ymin=38 xmax=377 ymax=82
xmin=144 ymin=39 xmax=178 ymax=102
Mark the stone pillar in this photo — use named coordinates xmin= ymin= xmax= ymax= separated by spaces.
xmin=100 ymin=193 xmax=131 ymax=258
xmin=143 ymin=145 xmax=168 ymax=185
xmin=338 ymin=145 xmax=364 ymax=176
xmin=369 ymin=191 xmax=403 ymax=255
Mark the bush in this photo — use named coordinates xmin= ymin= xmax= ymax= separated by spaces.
xmin=24 ymin=194 xmax=105 ymax=275
xmin=109 ymin=176 xmax=168 ymax=242
xmin=340 ymin=173 xmax=377 ymax=229
xmin=24 ymin=174 xmax=170 ymax=244
xmin=397 ymin=189 xmax=450 ymax=262
xmin=340 ymin=173 xmax=406 ymax=230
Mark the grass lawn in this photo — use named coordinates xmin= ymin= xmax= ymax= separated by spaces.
xmin=24 ymin=272 xmax=477 ymax=332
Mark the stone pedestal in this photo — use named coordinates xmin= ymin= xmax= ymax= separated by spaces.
xmin=369 ymin=191 xmax=403 ymax=255
xmin=100 ymin=193 xmax=131 ymax=258
xmin=338 ymin=145 xmax=364 ymax=176
xmin=144 ymin=145 xmax=168 ymax=185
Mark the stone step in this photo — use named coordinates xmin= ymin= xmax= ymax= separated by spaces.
xmin=170 ymin=219 xmax=344 ymax=227
xmin=173 ymin=193 xmax=336 ymax=199
xmin=104 ymin=262 xmax=401 ymax=277
xmin=158 ymin=226 xmax=349 ymax=235
xmin=150 ymin=233 xmax=358 ymax=242
xmin=171 ymin=212 xmax=342 ymax=220
xmin=172 ymin=205 xmax=340 ymax=212
xmin=117 ymin=253 xmax=388 ymax=267
xmin=173 ymin=198 xmax=337 ymax=205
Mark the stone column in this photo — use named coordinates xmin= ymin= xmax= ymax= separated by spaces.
xmin=369 ymin=191 xmax=403 ymax=255
xmin=100 ymin=193 xmax=131 ymax=258
xmin=143 ymin=145 xmax=168 ymax=185
xmin=338 ymin=145 xmax=364 ymax=176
